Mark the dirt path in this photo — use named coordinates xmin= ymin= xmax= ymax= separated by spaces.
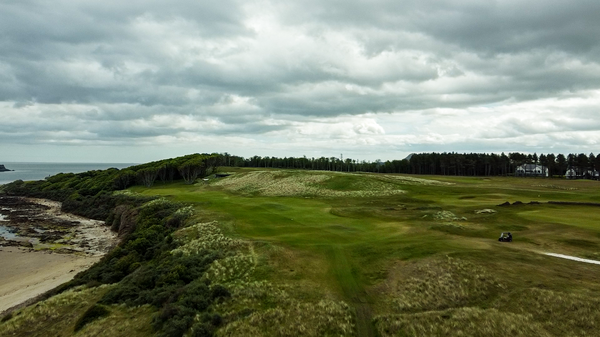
xmin=543 ymin=252 xmax=600 ymax=265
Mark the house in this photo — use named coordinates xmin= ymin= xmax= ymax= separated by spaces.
xmin=565 ymin=168 xmax=599 ymax=180
xmin=565 ymin=168 xmax=578 ymax=179
xmin=515 ymin=164 xmax=548 ymax=177
xmin=587 ymin=170 xmax=600 ymax=179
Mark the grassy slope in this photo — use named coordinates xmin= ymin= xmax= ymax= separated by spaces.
xmin=128 ymin=169 xmax=600 ymax=336
xmin=0 ymin=285 xmax=154 ymax=337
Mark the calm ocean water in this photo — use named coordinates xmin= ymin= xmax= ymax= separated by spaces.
xmin=0 ymin=162 xmax=137 ymax=186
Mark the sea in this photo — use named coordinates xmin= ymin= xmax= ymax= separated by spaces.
xmin=0 ymin=162 xmax=138 ymax=186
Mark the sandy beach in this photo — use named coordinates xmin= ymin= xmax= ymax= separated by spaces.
xmin=0 ymin=247 xmax=99 ymax=313
xmin=0 ymin=197 xmax=117 ymax=314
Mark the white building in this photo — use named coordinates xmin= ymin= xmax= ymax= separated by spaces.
xmin=565 ymin=168 xmax=578 ymax=179
xmin=565 ymin=168 xmax=599 ymax=179
xmin=515 ymin=164 xmax=548 ymax=177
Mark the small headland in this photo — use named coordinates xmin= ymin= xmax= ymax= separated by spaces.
xmin=0 ymin=165 xmax=12 ymax=172
xmin=0 ymin=196 xmax=118 ymax=313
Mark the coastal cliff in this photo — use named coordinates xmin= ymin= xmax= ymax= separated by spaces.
xmin=0 ymin=165 xmax=11 ymax=172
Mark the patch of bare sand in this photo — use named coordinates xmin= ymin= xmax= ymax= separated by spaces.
xmin=0 ymin=247 xmax=99 ymax=313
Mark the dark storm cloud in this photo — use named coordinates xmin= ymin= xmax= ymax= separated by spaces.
xmin=279 ymin=0 xmax=600 ymax=54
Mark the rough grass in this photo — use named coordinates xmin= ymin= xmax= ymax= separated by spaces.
xmin=74 ymin=304 xmax=110 ymax=332
xmin=210 ymin=171 xmax=405 ymax=197
xmin=215 ymin=281 xmax=354 ymax=337
xmin=0 ymin=285 xmax=152 ymax=337
xmin=168 ymin=218 xmax=355 ymax=336
xmin=73 ymin=305 xmax=154 ymax=337
xmin=494 ymin=288 xmax=600 ymax=336
xmin=374 ymin=307 xmax=551 ymax=337
xmin=0 ymin=285 xmax=112 ymax=337
xmin=387 ymin=257 xmax=504 ymax=313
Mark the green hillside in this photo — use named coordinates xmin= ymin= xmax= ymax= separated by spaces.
xmin=3 ymin=165 xmax=600 ymax=336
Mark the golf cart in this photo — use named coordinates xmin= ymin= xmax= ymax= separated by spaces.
xmin=498 ymin=232 xmax=512 ymax=242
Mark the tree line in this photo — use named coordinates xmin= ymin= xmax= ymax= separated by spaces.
xmin=217 ymin=152 xmax=600 ymax=177
xmin=116 ymin=153 xmax=220 ymax=189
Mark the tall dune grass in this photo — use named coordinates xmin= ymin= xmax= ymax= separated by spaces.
xmin=374 ymin=307 xmax=551 ymax=337
xmin=388 ymin=257 xmax=504 ymax=313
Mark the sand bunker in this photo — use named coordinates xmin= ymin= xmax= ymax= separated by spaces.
xmin=377 ymin=174 xmax=454 ymax=186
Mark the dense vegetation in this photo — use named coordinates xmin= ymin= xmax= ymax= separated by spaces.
xmin=2 ymin=153 xmax=220 ymax=220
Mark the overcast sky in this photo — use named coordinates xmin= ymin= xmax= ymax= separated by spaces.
xmin=1 ymin=0 xmax=600 ymax=163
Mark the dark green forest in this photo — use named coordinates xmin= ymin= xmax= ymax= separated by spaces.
xmin=220 ymin=151 xmax=600 ymax=177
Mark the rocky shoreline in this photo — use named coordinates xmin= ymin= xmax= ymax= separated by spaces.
xmin=0 ymin=196 xmax=117 ymax=255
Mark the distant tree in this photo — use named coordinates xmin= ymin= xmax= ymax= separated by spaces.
xmin=345 ymin=158 xmax=352 ymax=172
xmin=576 ymin=153 xmax=589 ymax=176
xmin=509 ymin=152 xmax=527 ymax=174
xmin=588 ymin=153 xmax=596 ymax=171
xmin=500 ymin=152 xmax=510 ymax=175
xmin=138 ymin=167 xmax=159 ymax=188
xmin=546 ymin=153 xmax=556 ymax=176
xmin=223 ymin=152 xmax=231 ymax=166
xmin=178 ymin=158 xmax=204 ymax=184
xmin=556 ymin=154 xmax=567 ymax=175
xmin=113 ymin=170 xmax=136 ymax=190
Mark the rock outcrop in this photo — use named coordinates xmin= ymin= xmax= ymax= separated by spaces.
xmin=0 ymin=165 xmax=12 ymax=172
